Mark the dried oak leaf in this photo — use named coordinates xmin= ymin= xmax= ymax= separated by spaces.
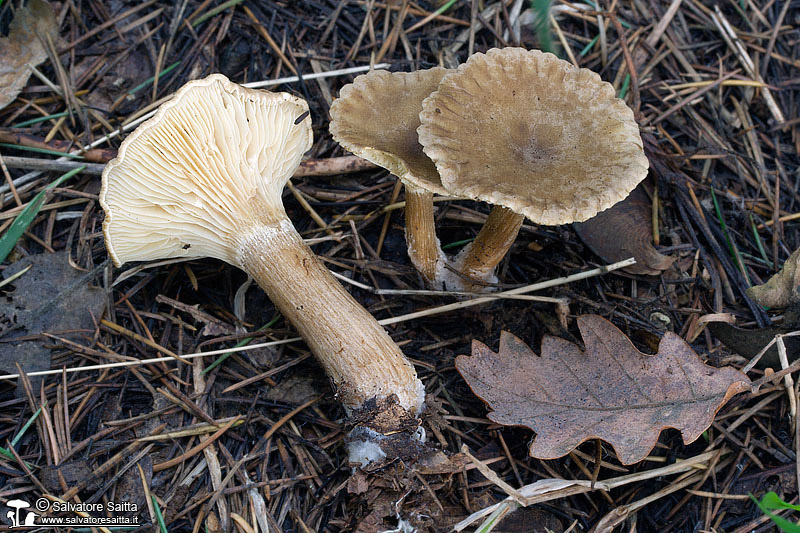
xmin=0 ymin=0 xmax=57 ymax=111
xmin=456 ymin=315 xmax=751 ymax=465
xmin=574 ymin=184 xmax=673 ymax=276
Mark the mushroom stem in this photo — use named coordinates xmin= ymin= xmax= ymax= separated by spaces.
xmin=455 ymin=206 xmax=525 ymax=287
xmin=236 ymin=219 xmax=425 ymax=415
xmin=404 ymin=184 xmax=445 ymax=287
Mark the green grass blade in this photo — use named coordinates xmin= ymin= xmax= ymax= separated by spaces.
xmin=530 ymin=0 xmax=555 ymax=54
xmin=13 ymin=111 xmax=70 ymax=128
xmin=152 ymin=494 xmax=169 ymax=533
xmin=0 ymin=166 xmax=85 ymax=264
xmin=11 ymin=402 xmax=45 ymax=447
xmin=431 ymin=0 xmax=459 ymax=17
xmin=442 ymin=237 xmax=474 ymax=250
xmin=0 ymin=445 xmax=15 ymax=461
xmin=0 ymin=442 xmax=33 ymax=468
xmin=579 ymin=35 xmax=599 ymax=56
xmin=192 ymin=0 xmax=246 ymax=26
xmin=0 ymin=143 xmax=84 ymax=159
xmin=128 ymin=61 xmax=182 ymax=96
xmin=0 ymin=403 xmax=46 ymax=467
xmin=618 ymin=73 xmax=631 ymax=99
xmin=749 ymin=214 xmax=772 ymax=269
xmin=710 ymin=187 xmax=750 ymax=285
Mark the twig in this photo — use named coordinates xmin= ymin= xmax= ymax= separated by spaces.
xmin=0 ymin=155 xmax=376 ymax=186
xmin=152 ymin=417 xmax=240 ymax=472
xmin=648 ymin=70 xmax=740 ymax=125
xmin=378 ymin=258 xmax=635 ymax=326
xmin=461 ymin=444 xmax=529 ymax=506
xmin=455 ymin=450 xmax=721 ymax=531
xmin=777 ymin=335 xmax=797 ymax=419
xmin=711 ymin=6 xmax=785 ymax=123
xmin=0 ymin=64 xmax=389 ymax=195
xmin=592 ymin=472 xmax=704 ymax=532
xmin=0 ymin=259 xmax=634 ymax=381
xmin=0 ymin=156 xmax=105 ymax=175
xmin=743 ymin=330 xmax=800 ymax=374
xmin=0 ymin=130 xmax=115 ymax=163
xmin=242 ymin=6 xmax=297 ymax=76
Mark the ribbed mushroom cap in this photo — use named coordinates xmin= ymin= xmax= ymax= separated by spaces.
xmin=101 ymin=74 xmax=312 ymax=267
xmin=330 ymin=68 xmax=448 ymax=195
xmin=418 ymin=48 xmax=649 ymax=225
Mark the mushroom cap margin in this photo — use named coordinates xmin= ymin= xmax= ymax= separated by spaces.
xmin=418 ymin=47 xmax=650 ymax=225
xmin=329 ymin=68 xmax=449 ymax=195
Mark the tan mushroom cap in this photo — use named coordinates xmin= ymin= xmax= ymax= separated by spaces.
xmin=101 ymin=74 xmax=313 ymax=267
xmin=418 ymin=48 xmax=649 ymax=225
xmin=329 ymin=68 xmax=449 ymax=195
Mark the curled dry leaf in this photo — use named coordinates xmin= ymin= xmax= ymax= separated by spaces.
xmin=708 ymin=316 xmax=800 ymax=370
xmin=746 ymin=247 xmax=800 ymax=308
xmin=455 ymin=315 xmax=751 ymax=465
xmin=0 ymin=0 xmax=58 ymax=111
xmin=573 ymin=185 xmax=673 ymax=276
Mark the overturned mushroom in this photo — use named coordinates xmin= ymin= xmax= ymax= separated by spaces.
xmin=101 ymin=75 xmax=425 ymax=452
xmin=418 ymin=48 xmax=649 ymax=289
xmin=329 ymin=68 xmax=452 ymax=287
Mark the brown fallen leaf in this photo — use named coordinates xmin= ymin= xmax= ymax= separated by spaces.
xmin=746 ymin=247 xmax=800 ymax=308
xmin=574 ymin=184 xmax=673 ymax=276
xmin=456 ymin=315 xmax=751 ymax=465
xmin=40 ymin=460 xmax=101 ymax=493
xmin=0 ymin=0 xmax=58 ymax=111
xmin=0 ymin=252 xmax=106 ymax=396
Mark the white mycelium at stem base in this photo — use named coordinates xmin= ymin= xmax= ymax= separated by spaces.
xmin=101 ymin=74 xmax=424 ymax=415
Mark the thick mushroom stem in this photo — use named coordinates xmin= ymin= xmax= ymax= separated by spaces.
xmin=236 ymin=219 xmax=425 ymax=415
xmin=454 ymin=206 xmax=524 ymax=288
xmin=404 ymin=184 xmax=446 ymax=287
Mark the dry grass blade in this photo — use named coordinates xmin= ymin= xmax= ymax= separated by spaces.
xmin=455 ymin=450 xmax=722 ymax=530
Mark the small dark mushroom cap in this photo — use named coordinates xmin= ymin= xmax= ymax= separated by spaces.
xmin=330 ymin=68 xmax=449 ymax=195
xmin=418 ymin=48 xmax=649 ymax=225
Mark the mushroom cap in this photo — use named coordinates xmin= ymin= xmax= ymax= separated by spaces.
xmin=101 ymin=74 xmax=312 ymax=267
xmin=418 ymin=48 xmax=649 ymax=225
xmin=329 ymin=68 xmax=449 ymax=195
xmin=6 ymin=500 xmax=30 ymax=508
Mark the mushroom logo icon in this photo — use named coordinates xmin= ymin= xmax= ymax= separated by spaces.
xmin=5 ymin=499 xmax=37 ymax=528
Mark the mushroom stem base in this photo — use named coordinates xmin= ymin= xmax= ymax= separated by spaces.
xmin=453 ymin=206 xmax=524 ymax=291
xmin=236 ymin=220 xmax=425 ymax=415
xmin=346 ymin=395 xmax=429 ymax=466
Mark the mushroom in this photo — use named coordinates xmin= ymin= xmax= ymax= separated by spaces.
xmin=6 ymin=500 xmax=30 ymax=527
xmin=418 ymin=48 xmax=649 ymax=289
xmin=101 ymin=75 xmax=425 ymax=434
xmin=329 ymin=68 xmax=452 ymax=287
